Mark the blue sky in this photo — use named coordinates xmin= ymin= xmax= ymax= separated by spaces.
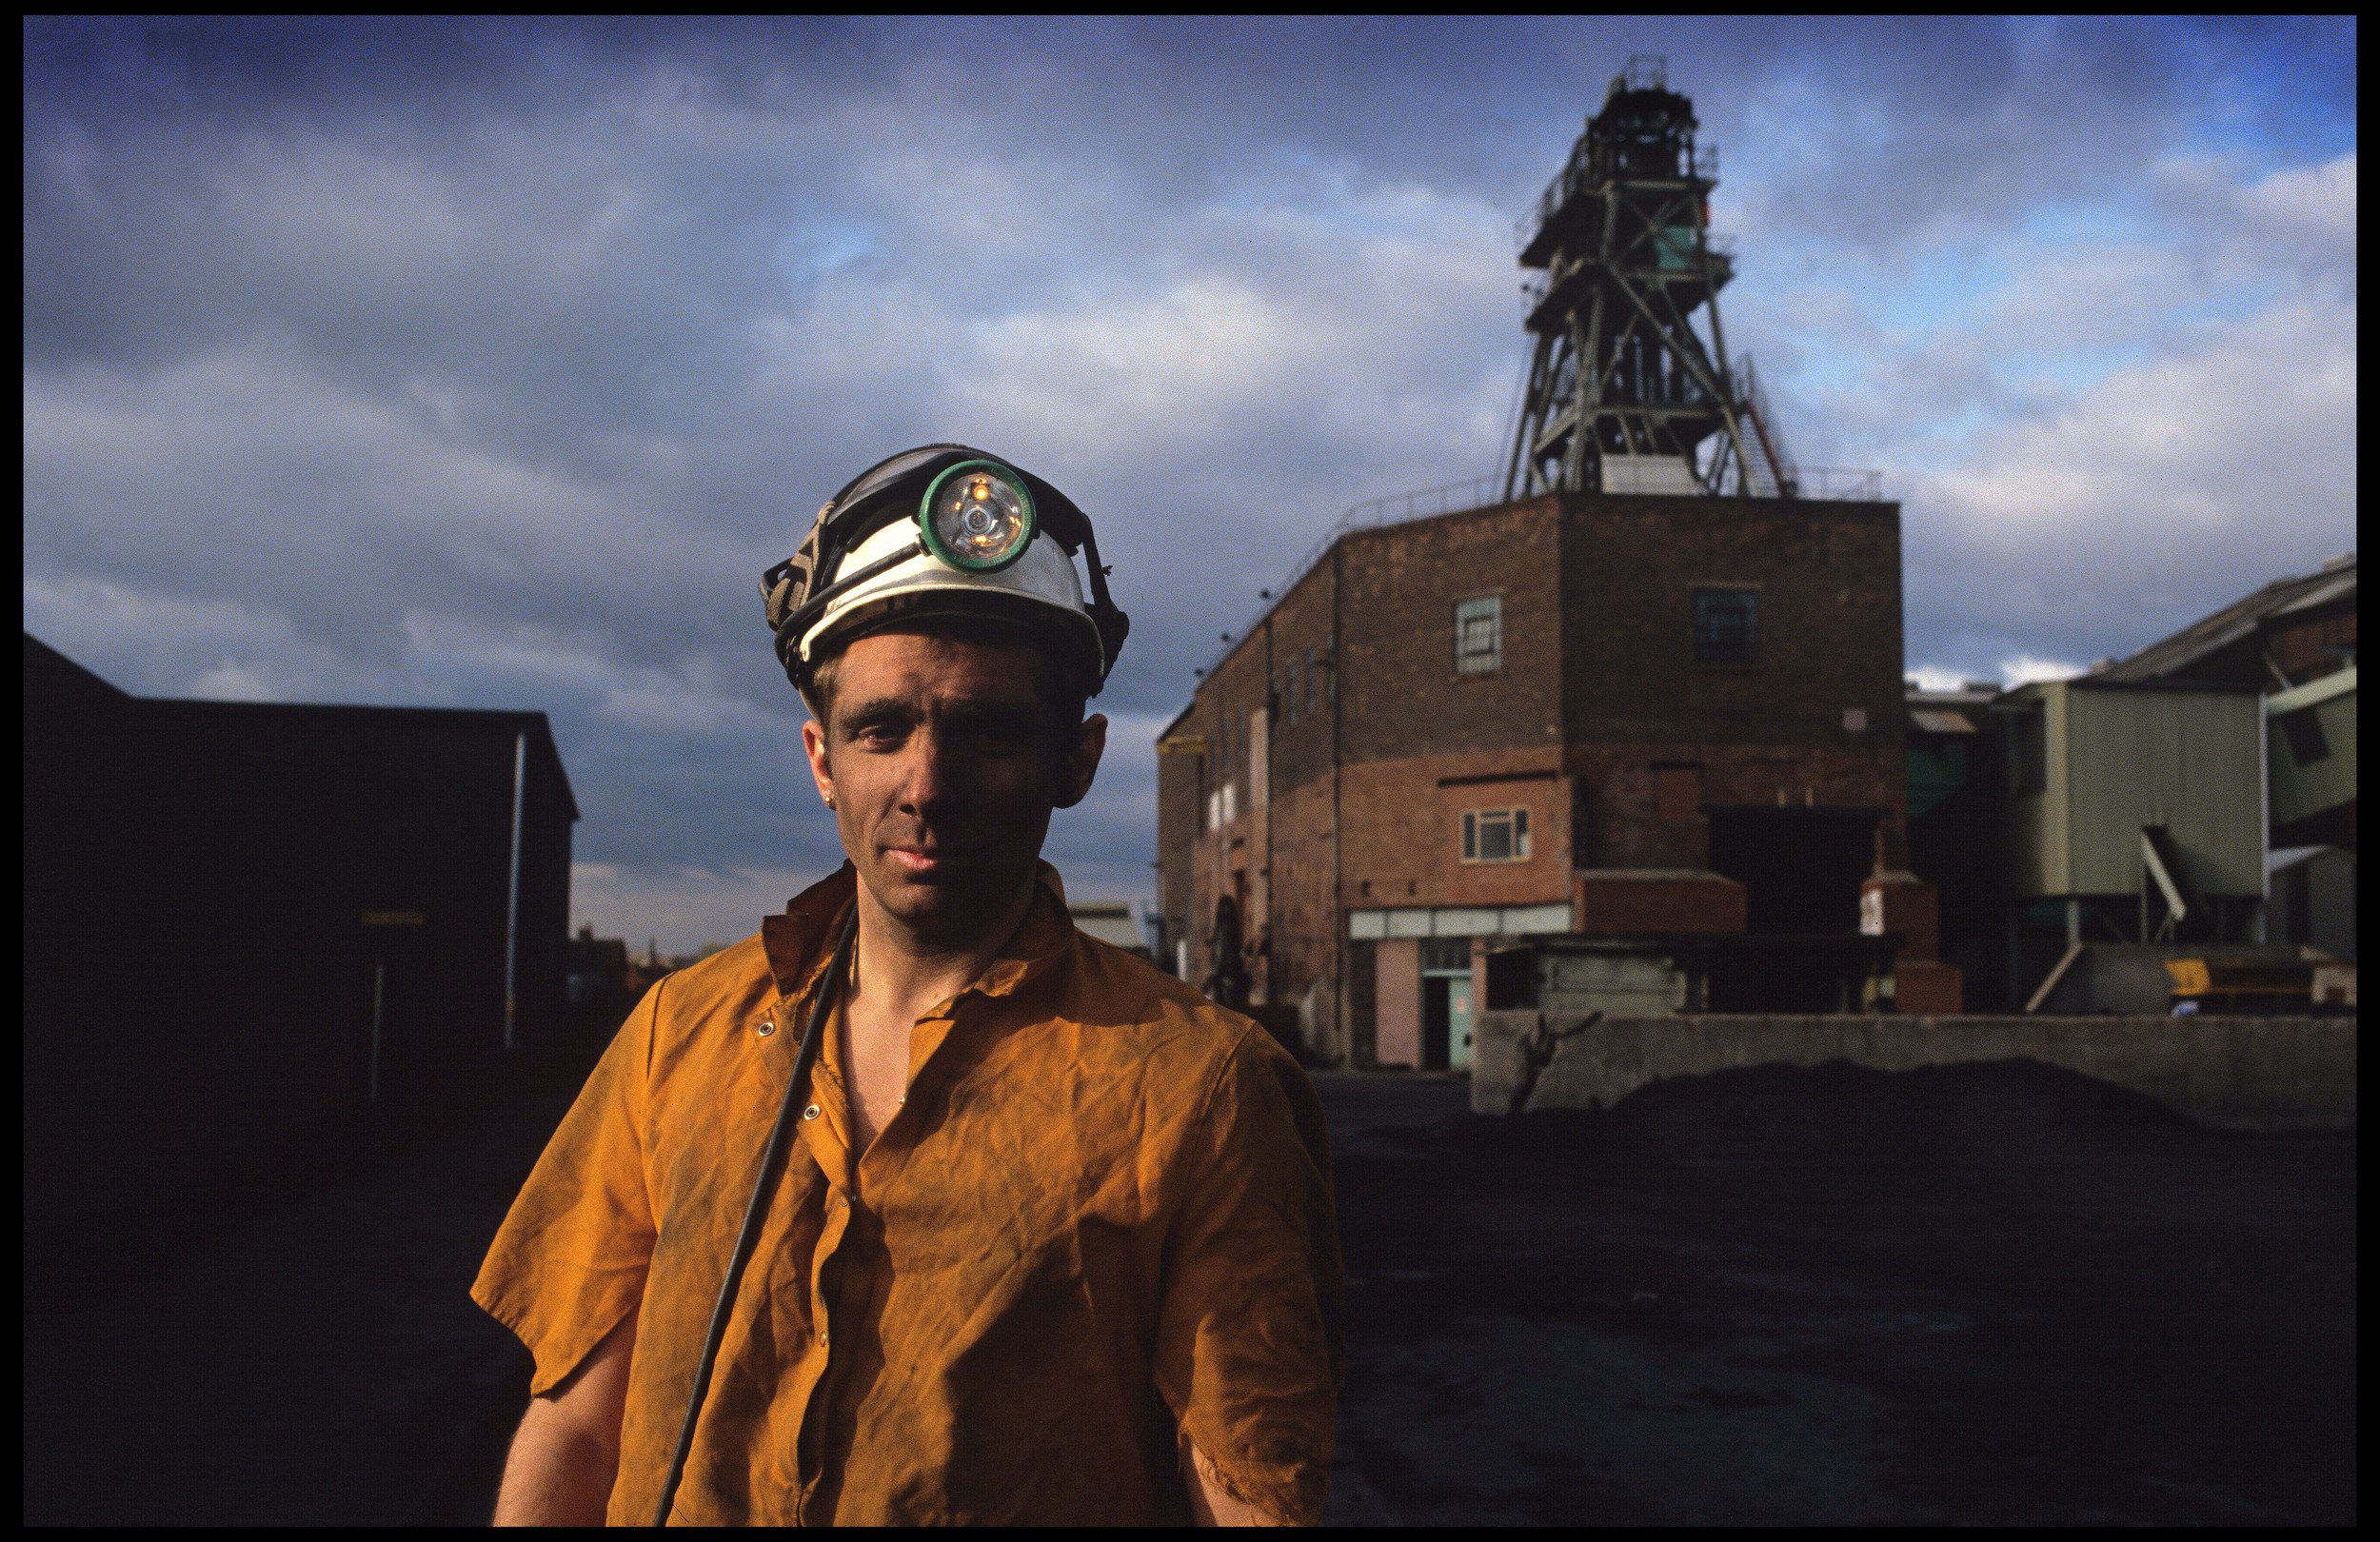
xmin=23 ymin=16 xmax=2357 ymax=950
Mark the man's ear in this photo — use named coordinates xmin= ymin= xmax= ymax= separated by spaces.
xmin=802 ymin=717 xmax=836 ymax=805
xmin=1053 ymin=713 xmax=1107 ymax=810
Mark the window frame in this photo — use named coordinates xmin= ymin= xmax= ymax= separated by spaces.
xmin=1691 ymin=585 xmax=1759 ymax=669
xmin=1459 ymin=804 xmax=1533 ymax=864
xmin=1454 ymin=594 xmax=1503 ymax=676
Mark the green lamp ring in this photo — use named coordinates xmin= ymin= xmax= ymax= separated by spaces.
xmin=917 ymin=460 xmax=1039 ymax=573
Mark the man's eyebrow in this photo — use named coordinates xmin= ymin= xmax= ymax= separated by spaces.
xmin=835 ymin=695 xmax=915 ymax=729
xmin=941 ymin=697 xmax=1047 ymax=727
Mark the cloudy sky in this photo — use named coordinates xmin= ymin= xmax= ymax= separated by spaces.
xmin=24 ymin=16 xmax=2357 ymax=951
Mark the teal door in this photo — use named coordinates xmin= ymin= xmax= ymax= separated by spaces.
xmin=1447 ymin=975 xmax=1474 ymax=1072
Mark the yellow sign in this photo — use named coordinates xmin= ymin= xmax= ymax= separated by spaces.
xmin=1158 ymin=735 xmax=1208 ymax=755
xmin=361 ymin=910 xmax=427 ymax=927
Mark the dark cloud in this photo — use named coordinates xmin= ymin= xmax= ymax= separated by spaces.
xmin=22 ymin=16 xmax=2357 ymax=945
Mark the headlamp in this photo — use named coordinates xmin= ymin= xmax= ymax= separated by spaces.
xmin=919 ymin=461 xmax=1037 ymax=573
xmin=763 ymin=443 xmax=1131 ymax=699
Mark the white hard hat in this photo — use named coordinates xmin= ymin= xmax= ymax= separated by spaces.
xmin=761 ymin=445 xmax=1128 ymax=700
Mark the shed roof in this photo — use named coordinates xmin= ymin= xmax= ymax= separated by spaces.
xmin=24 ymin=631 xmax=580 ymax=821
xmin=2090 ymin=554 xmax=2355 ymax=683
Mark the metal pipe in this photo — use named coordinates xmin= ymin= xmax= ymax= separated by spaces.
xmin=369 ymin=961 xmax=385 ymax=1105
xmin=504 ymin=729 xmax=526 ymax=1052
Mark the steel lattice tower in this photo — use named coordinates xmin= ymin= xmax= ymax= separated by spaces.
xmin=1502 ymin=58 xmax=1793 ymax=502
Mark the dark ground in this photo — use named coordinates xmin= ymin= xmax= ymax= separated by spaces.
xmin=1316 ymin=1063 xmax=2356 ymax=1526
xmin=24 ymin=1057 xmax=2356 ymax=1526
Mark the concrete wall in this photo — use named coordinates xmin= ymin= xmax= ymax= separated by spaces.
xmin=1474 ymin=1009 xmax=2357 ymax=1134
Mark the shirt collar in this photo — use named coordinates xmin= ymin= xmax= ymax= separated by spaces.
xmin=758 ymin=860 xmax=1075 ymax=1009
xmin=760 ymin=861 xmax=859 ymax=1004
xmin=961 ymin=861 xmax=1074 ymax=1005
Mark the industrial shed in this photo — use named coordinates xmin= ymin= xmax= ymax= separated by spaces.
xmin=23 ymin=633 xmax=578 ymax=1227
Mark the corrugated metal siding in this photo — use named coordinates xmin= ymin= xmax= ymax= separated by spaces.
xmin=2269 ymin=678 xmax=2356 ymax=826
xmin=2059 ymin=684 xmax=2264 ymax=896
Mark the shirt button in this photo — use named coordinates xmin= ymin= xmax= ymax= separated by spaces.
xmin=803 ymin=1104 xmax=821 ymax=1120
xmin=819 ymin=1332 xmax=829 ymax=1347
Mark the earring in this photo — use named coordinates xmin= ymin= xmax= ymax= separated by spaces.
xmin=823 ymin=793 xmax=836 ymax=808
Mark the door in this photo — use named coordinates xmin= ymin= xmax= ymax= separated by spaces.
xmin=1420 ymin=978 xmax=1450 ymax=1071
xmin=1418 ymin=970 xmax=1475 ymax=1073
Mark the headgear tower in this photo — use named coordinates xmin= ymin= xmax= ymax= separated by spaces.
xmin=1502 ymin=57 xmax=1795 ymax=502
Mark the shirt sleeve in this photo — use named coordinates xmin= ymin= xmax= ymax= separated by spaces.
xmin=1152 ymin=1022 xmax=1346 ymax=1526
xmin=470 ymin=982 xmax=664 ymax=1396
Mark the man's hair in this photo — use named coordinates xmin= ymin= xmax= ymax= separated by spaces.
xmin=804 ymin=613 xmax=1092 ymax=742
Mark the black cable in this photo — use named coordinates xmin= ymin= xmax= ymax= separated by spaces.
xmin=652 ymin=904 xmax=859 ymax=1526
xmin=774 ymin=538 xmax=927 ymax=662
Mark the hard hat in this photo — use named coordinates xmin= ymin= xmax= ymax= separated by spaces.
xmin=761 ymin=444 xmax=1129 ymax=701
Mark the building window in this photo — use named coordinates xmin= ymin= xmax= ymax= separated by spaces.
xmin=1304 ymin=645 xmax=1319 ymax=711
xmin=1693 ymin=587 xmax=1757 ymax=667
xmin=1456 ymin=595 xmax=1502 ymax=674
xmin=1461 ymin=806 xmax=1531 ymax=862
xmin=1287 ymin=660 xmax=1302 ymax=724
xmin=2279 ymin=705 xmax=2330 ymax=765
xmin=1420 ymin=937 xmax=1471 ymax=972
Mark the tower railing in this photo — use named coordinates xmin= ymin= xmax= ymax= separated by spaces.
xmin=1195 ymin=475 xmax=1505 ymax=679
xmin=1191 ymin=457 xmax=1883 ymax=682
xmin=1795 ymin=467 xmax=1885 ymax=501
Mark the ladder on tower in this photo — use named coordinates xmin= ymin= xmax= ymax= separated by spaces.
xmin=1732 ymin=354 xmax=1799 ymax=499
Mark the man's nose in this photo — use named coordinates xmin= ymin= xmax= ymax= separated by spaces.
xmin=896 ymin=726 xmax=961 ymax=814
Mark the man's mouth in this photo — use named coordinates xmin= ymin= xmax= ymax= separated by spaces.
xmin=885 ymin=845 xmax=948 ymax=876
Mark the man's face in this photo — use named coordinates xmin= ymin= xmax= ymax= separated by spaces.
xmin=801 ymin=626 xmax=1106 ymax=945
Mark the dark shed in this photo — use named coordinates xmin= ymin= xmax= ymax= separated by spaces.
xmin=23 ymin=633 xmax=579 ymax=1227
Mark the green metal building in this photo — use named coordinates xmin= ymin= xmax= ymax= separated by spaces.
xmin=1999 ymin=677 xmax=2267 ymax=967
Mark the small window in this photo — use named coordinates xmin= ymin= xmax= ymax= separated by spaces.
xmin=1460 ymin=806 xmax=1532 ymax=863
xmin=1693 ymin=587 xmax=1757 ymax=667
xmin=1456 ymin=596 xmax=1502 ymax=675
xmin=1288 ymin=660 xmax=1302 ymax=724
xmin=1304 ymin=645 xmax=1319 ymax=711
xmin=1420 ymin=937 xmax=1471 ymax=972
xmin=2279 ymin=705 xmax=2330 ymax=765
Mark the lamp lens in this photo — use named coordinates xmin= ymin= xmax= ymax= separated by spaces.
xmin=922 ymin=464 xmax=1036 ymax=571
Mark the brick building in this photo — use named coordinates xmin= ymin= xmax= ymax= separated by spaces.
xmin=1155 ymin=489 xmax=1907 ymax=1067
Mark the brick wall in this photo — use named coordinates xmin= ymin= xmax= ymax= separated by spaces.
xmin=1337 ymin=498 xmax=1566 ymax=770
xmin=1155 ymin=490 xmax=1909 ymax=1063
xmin=1338 ymin=747 xmax=1572 ymax=911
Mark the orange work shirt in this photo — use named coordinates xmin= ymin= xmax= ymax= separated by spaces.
xmin=471 ymin=861 xmax=1343 ymax=1525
